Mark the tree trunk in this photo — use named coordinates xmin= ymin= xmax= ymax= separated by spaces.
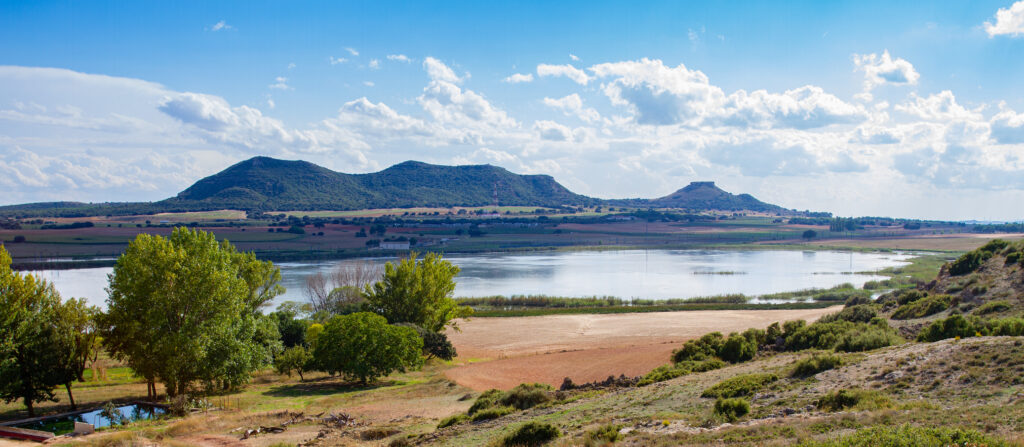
xmin=297 ymin=370 xmax=304 ymax=381
xmin=24 ymin=398 xmax=34 ymax=418
xmin=65 ymin=382 xmax=77 ymax=410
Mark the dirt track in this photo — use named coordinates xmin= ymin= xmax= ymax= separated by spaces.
xmin=444 ymin=306 xmax=841 ymax=390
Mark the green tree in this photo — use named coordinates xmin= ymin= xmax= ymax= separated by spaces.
xmin=53 ymin=298 xmax=100 ymax=409
xmin=363 ymin=252 xmax=472 ymax=332
xmin=0 ymin=246 xmax=69 ymax=416
xmin=312 ymin=312 xmax=423 ymax=384
xmin=102 ymin=228 xmax=283 ymax=397
xmin=274 ymin=346 xmax=312 ymax=380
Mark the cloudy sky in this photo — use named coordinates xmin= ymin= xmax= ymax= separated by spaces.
xmin=2 ymin=1 xmax=1024 ymax=220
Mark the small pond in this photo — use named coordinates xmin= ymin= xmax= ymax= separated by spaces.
xmin=14 ymin=403 xmax=166 ymax=435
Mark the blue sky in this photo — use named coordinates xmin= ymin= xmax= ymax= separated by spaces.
xmin=2 ymin=0 xmax=1024 ymax=219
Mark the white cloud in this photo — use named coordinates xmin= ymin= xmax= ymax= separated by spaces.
xmin=268 ymin=76 xmax=291 ymax=90
xmin=537 ymin=64 xmax=591 ymax=85
xmin=991 ymin=103 xmax=1024 ymax=143
xmin=853 ymin=50 xmax=920 ymax=92
xmin=985 ymin=1 xmax=1024 ymax=37
xmin=569 ymin=54 xmax=580 ymax=61
xmin=423 ymin=57 xmax=462 ymax=83
xmin=534 ymin=120 xmax=573 ymax=141
xmin=369 ymin=59 xmax=381 ymax=69
xmin=543 ymin=93 xmax=600 ymax=123
xmin=895 ymin=91 xmax=983 ymax=122
xmin=329 ymin=56 xmax=348 ymax=65
xmin=387 ymin=54 xmax=411 ymax=63
xmin=363 ymin=81 xmax=375 ymax=87
xmin=210 ymin=20 xmax=233 ymax=31
xmin=503 ymin=73 xmax=534 ymax=83
xmin=345 ymin=47 xmax=359 ymax=56
xmin=287 ymin=62 xmax=296 ymax=70
xmin=590 ymin=58 xmax=866 ymax=128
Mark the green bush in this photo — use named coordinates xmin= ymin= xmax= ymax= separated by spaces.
xmin=501 ymin=383 xmax=554 ymax=410
xmin=468 ymin=389 xmax=504 ymax=415
xmin=436 ymin=413 xmax=468 ymax=428
xmin=503 ymin=422 xmax=560 ymax=446
xmin=1006 ymin=251 xmax=1022 ymax=266
xmin=974 ymin=300 xmax=1011 ymax=315
xmin=891 ymin=294 xmax=951 ymax=320
xmin=701 ymin=373 xmax=778 ymax=398
xmin=816 ymin=389 xmax=891 ymax=412
xmin=796 ymin=424 xmax=1006 ymax=447
xmin=834 ymin=325 xmax=903 ymax=352
xmin=471 ymin=405 xmax=515 ymax=421
xmin=720 ymin=333 xmax=758 ymax=363
xmin=791 ymin=353 xmax=842 ymax=377
xmin=713 ymin=398 xmax=750 ymax=422
xmin=917 ymin=314 xmax=979 ymax=342
xmin=948 ymin=250 xmax=991 ymax=276
xmin=785 ymin=319 xmax=900 ymax=352
xmin=672 ymin=332 xmax=724 ymax=362
xmin=819 ymin=305 xmax=877 ymax=324
xmin=583 ymin=423 xmax=622 ymax=445
xmin=637 ymin=359 xmax=725 ymax=386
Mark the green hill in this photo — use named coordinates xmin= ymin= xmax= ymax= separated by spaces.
xmin=614 ymin=181 xmax=784 ymax=212
xmin=164 ymin=157 xmax=595 ymax=211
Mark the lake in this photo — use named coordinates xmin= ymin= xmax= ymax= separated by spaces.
xmin=29 ymin=249 xmax=911 ymax=310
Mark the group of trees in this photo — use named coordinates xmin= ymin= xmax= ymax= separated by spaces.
xmin=1 ymin=227 xmax=472 ymax=417
xmin=0 ymin=246 xmax=99 ymax=416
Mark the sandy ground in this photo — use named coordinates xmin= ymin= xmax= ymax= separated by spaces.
xmin=444 ymin=306 xmax=841 ymax=390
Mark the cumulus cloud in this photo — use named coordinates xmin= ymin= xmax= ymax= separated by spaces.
xmin=534 ymin=120 xmax=573 ymax=141
xmin=590 ymin=58 xmax=866 ymax=128
xmin=369 ymin=59 xmax=381 ymax=69
xmin=423 ymin=57 xmax=462 ymax=83
xmin=386 ymin=54 xmax=411 ymax=63
xmin=537 ymin=64 xmax=591 ymax=85
xmin=503 ymin=73 xmax=534 ymax=83
xmin=985 ymin=1 xmax=1024 ymax=37
xmin=543 ymin=93 xmax=600 ymax=123
xmin=852 ymin=50 xmax=920 ymax=92
xmin=570 ymin=54 xmax=580 ymax=61
xmin=991 ymin=103 xmax=1024 ymax=143
xmin=895 ymin=91 xmax=983 ymax=122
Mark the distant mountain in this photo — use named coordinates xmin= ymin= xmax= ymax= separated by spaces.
xmin=645 ymin=181 xmax=784 ymax=212
xmin=162 ymin=157 xmax=595 ymax=211
xmin=0 ymin=158 xmax=789 ymax=217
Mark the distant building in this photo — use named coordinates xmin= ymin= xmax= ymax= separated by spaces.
xmin=380 ymin=241 xmax=410 ymax=250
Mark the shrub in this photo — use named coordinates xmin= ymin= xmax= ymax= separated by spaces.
xmin=396 ymin=323 xmax=457 ymax=361
xmin=584 ymin=423 xmax=622 ymax=445
xmin=471 ymin=405 xmax=515 ymax=421
xmin=895 ymin=289 xmax=928 ymax=306
xmin=834 ymin=326 xmax=902 ymax=352
xmin=892 ymin=294 xmax=951 ymax=320
xmin=719 ymin=333 xmax=758 ymax=363
xmin=1006 ymin=251 xmax=1022 ymax=266
xmin=701 ymin=373 xmax=778 ymax=398
xmin=980 ymin=239 xmax=1010 ymax=253
xmin=437 ymin=413 xmax=468 ymax=428
xmin=12 ymin=235 xmax=25 ymax=243
xmin=312 ymin=312 xmax=423 ymax=384
xmin=713 ymin=398 xmax=750 ymax=422
xmin=974 ymin=300 xmax=1011 ymax=315
xmin=503 ymin=422 xmax=560 ymax=446
xmin=819 ymin=305 xmax=877 ymax=324
xmin=791 ymin=353 xmax=842 ymax=377
xmin=637 ymin=359 xmax=725 ymax=386
xmin=501 ymin=383 xmax=554 ymax=410
xmin=917 ymin=314 xmax=979 ymax=342
xmin=844 ymin=294 xmax=873 ymax=306
xmin=948 ymin=250 xmax=991 ymax=276
xmin=816 ymin=389 xmax=891 ymax=412
xmin=468 ymin=389 xmax=504 ymax=415
xmin=796 ymin=424 xmax=1007 ymax=447
xmin=672 ymin=332 xmax=724 ymax=362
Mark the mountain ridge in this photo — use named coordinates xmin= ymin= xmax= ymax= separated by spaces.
xmin=0 ymin=157 xmax=788 ymax=217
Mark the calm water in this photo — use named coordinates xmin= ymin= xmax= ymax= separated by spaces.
xmin=31 ymin=249 xmax=911 ymax=310
xmin=15 ymin=403 xmax=165 ymax=434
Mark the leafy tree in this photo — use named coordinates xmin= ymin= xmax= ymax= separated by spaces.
xmin=312 ymin=312 xmax=423 ymax=384
xmin=274 ymin=346 xmax=312 ymax=381
xmin=102 ymin=228 xmax=283 ymax=397
xmin=363 ymin=252 xmax=472 ymax=332
xmin=802 ymin=229 xmax=817 ymax=239
xmin=53 ymin=298 xmax=100 ymax=409
xmin=271 ymin=309 xmax=308 ymax=348
xmin=397 ymin=323 xmax=457 ymax=360
xmin=0 ymin=246 xmax=70 ymax=417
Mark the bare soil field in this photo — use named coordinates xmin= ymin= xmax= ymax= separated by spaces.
xmin=444 ymin=306 xmax=841 ymax=390
xmin=800 ymin=233 xmax=1024 ymax=252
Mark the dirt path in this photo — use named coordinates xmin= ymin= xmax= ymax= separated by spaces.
xmin=445 ymin=306 xmax=840 ymax=390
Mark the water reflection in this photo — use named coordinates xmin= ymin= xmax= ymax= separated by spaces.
xmin=31 ymin=249 xmax=912 ymax=310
